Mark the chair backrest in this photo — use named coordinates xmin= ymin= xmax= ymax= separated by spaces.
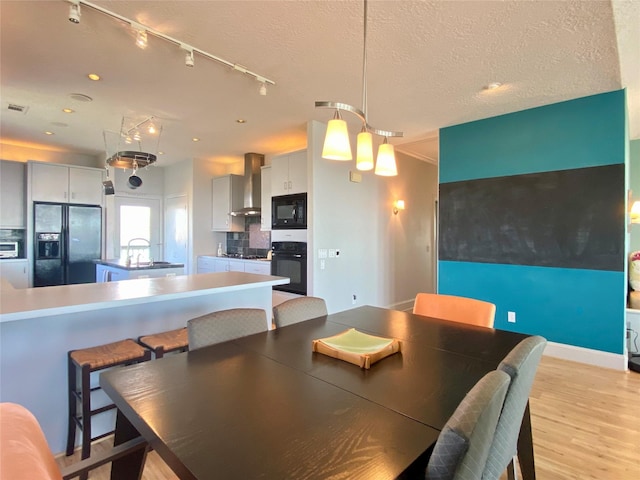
xmin=273 ymin=296 xmax=328 ymax=328
xmin=188 ymin=308 xmax=268 ymax=350
xmin=0 ymin=402 xmax=63 ymax=480
xmin=481 ymin=336 xmax=547 ymax=480
xmin=413 ymin=293 xmax=496 ymax=328
xmin=426 ymin=370 xmax=511 ymax=480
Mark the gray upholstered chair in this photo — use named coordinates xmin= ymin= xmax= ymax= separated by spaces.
xmin=426 ymin=370 xmax=511 ymax=480
xmin=187 ymin=308 xmax=268 ymax=350
xmin=272 ymin=296 xmax=328 ymax=328
xmin=482 ymin=335 xmax=547 ymax=480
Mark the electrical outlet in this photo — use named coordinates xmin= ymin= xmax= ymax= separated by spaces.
xmin=320 ymin=259 xmax=325 ymax=270
xmin=352 ymin=294 xmax=357 ymax=305
xmin=318 ymin=249 xmax=327 ymax=259
xmin=328 ymin=249 xmax=336 ymax=258
xmin=508 ymin=311 xmax=516 ymax=323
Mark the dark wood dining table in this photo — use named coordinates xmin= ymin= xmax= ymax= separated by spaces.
xmin=100 ymin=305 xmax=535 ymax=480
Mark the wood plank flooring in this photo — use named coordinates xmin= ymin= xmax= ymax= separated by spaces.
xmin=56 ymin=355 xmax=640 ymax=479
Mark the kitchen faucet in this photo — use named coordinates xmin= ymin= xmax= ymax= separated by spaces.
xmin=126 ymin=238 xmax=152 ymax=266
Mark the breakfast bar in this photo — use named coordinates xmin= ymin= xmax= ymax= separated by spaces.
xmin=0 ymin=271 xmax=289 ymax=454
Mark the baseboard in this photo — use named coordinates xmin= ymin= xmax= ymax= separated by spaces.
xmin=543 ymin=341 xmax=627 ymax=371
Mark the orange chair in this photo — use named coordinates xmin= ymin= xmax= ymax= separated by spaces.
xmin=413 ymin=293 xmax=496 ymax=328
xmin=0 ymin=402 xmax=146 ymax=480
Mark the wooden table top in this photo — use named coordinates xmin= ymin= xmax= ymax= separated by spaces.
xmin=101 ymin=305 xmax=529 ymax=480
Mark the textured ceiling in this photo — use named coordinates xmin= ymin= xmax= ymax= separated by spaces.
xmin=0 ymin=0 xmax=638 ymax=167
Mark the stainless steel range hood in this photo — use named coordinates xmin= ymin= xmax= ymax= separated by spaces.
xmin=230 ymin=153 xmax=265 ymax=216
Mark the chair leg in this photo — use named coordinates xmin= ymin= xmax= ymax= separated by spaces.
xmin=155 ymin=347 xmax=165 ymax=359
xmin=80 ymin=365 xmax=92 ymax=461
xmin=507 ymin=456 xmax=518 ymax=480
xmin=66 ymin=355 xmax=77 ymax=456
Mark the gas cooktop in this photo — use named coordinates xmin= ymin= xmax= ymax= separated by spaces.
xmin=220 ymin=254 xmax=266 ymax=260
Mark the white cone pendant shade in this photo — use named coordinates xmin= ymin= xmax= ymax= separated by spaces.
xmin=322 ymin=111 xmax=352 ymax=161
xmin=374 ymin=139 xmax=398 ymax=176
xmin=356 ymin=130 xmax=374 ymax=171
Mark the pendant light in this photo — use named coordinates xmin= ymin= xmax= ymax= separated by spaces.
xmin=315 ymin=0 xmax=402 ymax=176
xmin=322 ymin=110 xmax=352 ymax=160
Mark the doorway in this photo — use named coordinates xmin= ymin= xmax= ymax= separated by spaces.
xmin=113 ymin=196 xmax=161 ymax=261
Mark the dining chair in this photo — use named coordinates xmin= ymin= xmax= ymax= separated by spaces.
xmin=0 ymin=402 xmax=146 ymax=480
xmin=482 ymin=335 xmax=547 ymax=480
xmin=425 ymin=370 xmax=511 ymax=480
xmin=187 ymin=308 xmax=268 ymax=350
xmin=273 ymin=296 xmax=328 ymax=328
xmin=413 ymin=293 xmax=496 ymax=328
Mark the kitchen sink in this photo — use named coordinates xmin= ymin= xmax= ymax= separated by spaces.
xmin=135 ymin=261 xmax=173 ymax=266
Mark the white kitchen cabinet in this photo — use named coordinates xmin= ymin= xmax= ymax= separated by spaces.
xmin=244 ymin=261 xmax=271 ymax=275
xmin=0 ymin=160 xmax=25 ymax=228
xmin=204 ymin=257 xmax=270 ymax=275
xmin=271 ymin=150 xmax=307 ymax=196
xmin=0 ymin=259 xmax=29 ymax=288
xmin=30 ymin=162 xmax=104 ymax=205
xmin=196 ymin=256 xmax=216 ymax=273
xmin=211 ymin=175 xmax=244 ymax=232
xmin=260 ymin=165 xmax=272 ymax=231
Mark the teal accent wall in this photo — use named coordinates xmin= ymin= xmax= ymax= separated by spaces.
xmin=439 ymin=90 xmax=627 ymax=354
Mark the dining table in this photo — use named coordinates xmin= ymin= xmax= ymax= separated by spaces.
xmin=100 ymin=305 xmax=535 ymax=480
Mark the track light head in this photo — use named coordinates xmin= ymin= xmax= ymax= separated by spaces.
xmin=68 ymin=0 xmax=81 ymax=23
xmin=259 ymin=83 xmax=267 ymax=96
xmin=185 ymin=50 xmax=194 ymax=67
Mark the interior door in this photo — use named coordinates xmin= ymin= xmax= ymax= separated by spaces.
xmin=165 ymin=195 xmax=188 ymax=272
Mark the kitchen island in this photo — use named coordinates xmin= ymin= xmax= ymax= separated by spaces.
xmin=0 ymin=271 xmax=289 ymax=454
xmin=95 ymin=259 xmax=185 ymax=282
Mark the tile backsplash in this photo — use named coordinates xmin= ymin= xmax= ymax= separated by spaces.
xmin=225 ymin=217 xmax=271 ymax=257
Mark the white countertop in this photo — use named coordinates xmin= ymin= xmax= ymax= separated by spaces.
xmin=0 ymin=272 xmax=289 ymax=323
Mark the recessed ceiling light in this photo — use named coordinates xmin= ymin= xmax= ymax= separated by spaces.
xmin=236 ymin=119 xmax=246 ymax=124
xmin=192 ymin=137 xmax=200 ymax=142
xmin=87 ymin=73 xmax=101 ymax=81
xmin=483 ymin=82 xmax=503 ymax=90
xmin=44 ymin=131 xmax=54 ymax=135
xmin=62 ymin=108 xmax=75 ymax=113
xmin=158 ymin=151 xmax=164 ymax=155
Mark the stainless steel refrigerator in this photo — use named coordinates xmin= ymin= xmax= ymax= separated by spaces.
xmin=33 ymin=202 xmax=102 ymax=287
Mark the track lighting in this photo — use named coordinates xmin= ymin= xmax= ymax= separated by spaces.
xmin=64 ymin=1 xmax=275 ymax=95
xmin=135 ymin=27 xmax=148 ymax=49
xmin=68 ymin=0 xmax=81 ymax=23
xmin=185 ymin=49 xmax=194 ymax=67
xmin=147 ymin=122 xmax=157 ymax=135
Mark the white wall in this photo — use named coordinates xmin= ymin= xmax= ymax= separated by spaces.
xmin=308 ymin=120 xmax=438 ymax=313
xmin=0 ymin=142 xmax=102 ymax=167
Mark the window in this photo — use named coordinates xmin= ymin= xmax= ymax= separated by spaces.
xmin=120 ymin=205 xmax=152 ymax=261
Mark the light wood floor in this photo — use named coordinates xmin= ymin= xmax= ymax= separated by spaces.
xmin=56 ymin=355 xmax=640 ymax=479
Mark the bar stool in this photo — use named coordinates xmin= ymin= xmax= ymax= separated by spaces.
xmin=66 ymin=339 xmax=151 ymax=465
xmin=138 ymin=327 xmax=189 ymax=359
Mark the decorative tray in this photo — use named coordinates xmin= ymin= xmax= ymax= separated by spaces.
xmin=312 ymin=328 xmax=401 ymax=369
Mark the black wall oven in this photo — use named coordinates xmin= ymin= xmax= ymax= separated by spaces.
xmin=271 ymin=241 xmax=307 ymax=295
xmin=272 ymin=193 xmax=307 ymax=229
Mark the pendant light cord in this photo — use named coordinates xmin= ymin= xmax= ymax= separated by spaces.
xmin=362 ymin=0 xmax=368 ymax=123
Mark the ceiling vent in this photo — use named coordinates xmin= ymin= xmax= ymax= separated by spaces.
xmin=7 ymin=104 xmax=29 ymax=114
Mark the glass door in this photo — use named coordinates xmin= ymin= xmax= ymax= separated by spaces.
xmin=114 ymin=197 xmax=161 ymax=262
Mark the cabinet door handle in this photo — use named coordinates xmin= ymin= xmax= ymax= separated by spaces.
xmin=284 ymin=181 xmax=288 ymax=190
xmin=288 ymin=181 xmax=292 ymax=190
xmin=64 ymin=191 xmax=68 ymax=199
xmin=71 ymin=192 xmax=76 ymax=200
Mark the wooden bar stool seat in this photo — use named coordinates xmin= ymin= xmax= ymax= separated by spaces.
xmin=138 ymin=327 xmax=189 ymax=359
xmin=66 ymin=338 xmax=151 ymax=474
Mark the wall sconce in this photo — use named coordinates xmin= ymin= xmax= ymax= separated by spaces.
xmin=393 ymin=200 xmax=405 ymax=215
xmin=631 ymin=201 xmax=640 ymax=224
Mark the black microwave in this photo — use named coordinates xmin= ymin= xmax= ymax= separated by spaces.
xmin=272 ymin=193 xmax=307 ymax=229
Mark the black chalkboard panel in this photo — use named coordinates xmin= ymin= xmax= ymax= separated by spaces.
xmin=439 ymin=164 xmax=625 ymax=271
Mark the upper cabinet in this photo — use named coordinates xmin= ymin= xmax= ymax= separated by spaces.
xmin=0 ymin=160 xmax=26 ymax=228
xmin=271 ymin=150 xmax=307 ymax=196
xmin=29 ymin=162 xmax=104 ymax=205
xmin=260 ymin=165 xmax=272 ymax=231
xmin=211 ymin=174 xmax=244 ymax=232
